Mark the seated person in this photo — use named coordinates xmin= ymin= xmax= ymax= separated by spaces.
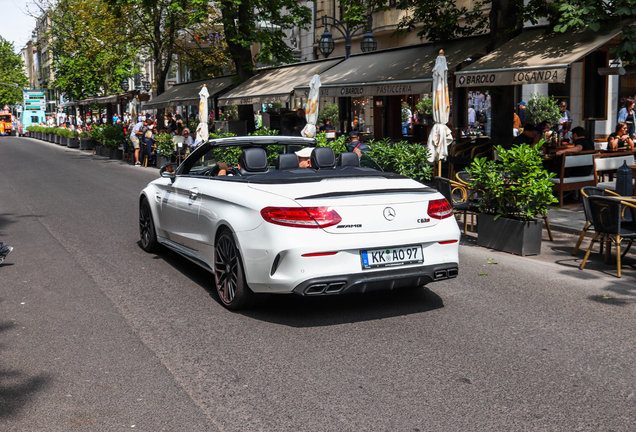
xmin=546 ymin=126 xmax=594 ymax=176
xmin=347 ymin=131 xmax=370 ymax=157
xmin=513 ymin=123 xmax=538 ymax=146
xmin=295 ymin=147 xmax=313 ymax=168
xmin=320 ymin=120 xmax=335 ymax=131
xmin=608 ymin=122 xmax=634 ymax=150
xmin=217 ymin=162 xmax=230 ymax=176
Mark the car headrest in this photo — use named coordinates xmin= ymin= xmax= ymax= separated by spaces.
xmin=238 ymin=147 xmax=268 ymax=174
xmin=276 ymin=153 xmax=299 ymax=170
xmin=337 ymin=152 xmax=360 ymax=167
xmin=310 ymin=147 xmax=336 ymax=169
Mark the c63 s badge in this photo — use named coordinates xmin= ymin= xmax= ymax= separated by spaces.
xmin=417 ymin=218 xmax=430 ymax=223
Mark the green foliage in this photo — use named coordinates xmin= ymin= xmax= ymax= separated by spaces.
xmin=466 ymin=143 xmax=557 ymax=221
xmin=89 ymin=126 xmax=104 ymax=144
xmin=217 ymin=0 xmax=311 ymax=80
xmin=315 ymin=132 xmax=433 ymax=181
xmin=249 ymin=126 xmax=279 ymax=136
xmin=367 ymin=139 xmax=433 ymax=182
xmin=401 ymin=103 xmax=411 ymax=123
xmin=315 ymin=131 xmax=348 ymax=155
xmin=415 ymin=98 xmax=433 ymax=116
xmin=155 ymin=133 xmax=176 ymax=157
xmin=0 ymin=37 xmax=28 ymax=106
xmin=101 ymin=124 xmax=124 ymax=148
xmin=49 ymin=0 xmax=136 ymax=100
xmin=317 ymin=103 xmax=339 ymax=128
xmin=526 ymin=94 xmax=561 ymax=126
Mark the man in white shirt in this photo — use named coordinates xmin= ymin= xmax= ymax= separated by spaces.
xmin=130 ymin=119 xmax=145 ymax=166
xmin=468 ymin=105 xmax=476 ymax=126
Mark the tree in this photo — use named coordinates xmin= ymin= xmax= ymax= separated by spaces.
xmin=46 ymin=0 xmax=136 ymax=101
xmin=0 ymin=37 xmax=29 ymax=107
xmin=216 ymin=0 xmax=312 ymax=82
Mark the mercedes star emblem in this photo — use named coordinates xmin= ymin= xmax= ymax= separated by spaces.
xmin=383 ymin=207 xmax=396 ymax=221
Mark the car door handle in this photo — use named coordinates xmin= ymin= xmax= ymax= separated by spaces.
xmin=188 ymin=188 xmax=199 ymax=199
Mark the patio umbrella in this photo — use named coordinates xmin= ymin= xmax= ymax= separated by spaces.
xmin=195 ymin=84 xmax=209 ymax=145
xmin=427 ymin=50 xmax=453 ymax=176
xmin=301 ymin=71 xmax=321 ymax=138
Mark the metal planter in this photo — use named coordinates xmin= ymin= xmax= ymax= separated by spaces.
xmin=477 ymin=213 xmax=542 ymax=256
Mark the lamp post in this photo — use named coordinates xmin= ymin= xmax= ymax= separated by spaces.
xmin=318 ymin=15 xmax=376 ymax=59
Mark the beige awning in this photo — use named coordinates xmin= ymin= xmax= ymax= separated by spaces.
xmin=294 ymin=36 xmax=490 ymax=98
xmin=142 ymin=75 xmax=235 ymax=109
xmin=455 ymin=23 xmax=630 ymax=87
xmin=217 ymin=58 xmax=343 ymax=107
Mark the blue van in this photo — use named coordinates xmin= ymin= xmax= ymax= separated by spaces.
xmin=20 ymin=110 xmax=46 ymax=134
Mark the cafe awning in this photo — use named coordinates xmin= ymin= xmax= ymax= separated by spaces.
xmin=294 ymin=36 xmax=490 ymax=98
xmin=217 ymin=58 xmax=343 ymax=107
xmin=455 ymin=23 xmax=629 ymax=87
xmin=142 ymin=75 xmax=236 ymax=109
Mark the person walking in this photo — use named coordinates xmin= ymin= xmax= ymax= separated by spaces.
xmin=130 ymin=118 xmax=144 ymax=166
xmin=0 ymin=242 xmax=13 ymax=264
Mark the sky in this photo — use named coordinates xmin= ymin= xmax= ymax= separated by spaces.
xmin=1 ymin=0 xmax=38 ymax=52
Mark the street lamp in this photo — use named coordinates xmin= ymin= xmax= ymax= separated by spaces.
xmin=318 ymin=15 xmax=376 ymax=59
xmin=121 ymin=75 xmax=130 ymax=92
xmin=142 ymin=73 xmax=151 ymax=92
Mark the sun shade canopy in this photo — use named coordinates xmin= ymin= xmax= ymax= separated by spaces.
xmin=455 ymin=23 xmax=628 ymax=87
xmin=217 ymin=59 xmax=343 ymax=107
xmin=294 ymin=36 xmax=489 ymax=98
xmin=142 ymin=76 xmax=235 ymax=109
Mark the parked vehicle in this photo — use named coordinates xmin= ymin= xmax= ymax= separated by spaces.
xmin=139 ymin=136 xmax=460 ymax=310
xmin=20 ymin=110 xmax=46 ymax=134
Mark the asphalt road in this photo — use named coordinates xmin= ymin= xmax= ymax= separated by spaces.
xmin=1 ymin=136 xmax=635 ymax=431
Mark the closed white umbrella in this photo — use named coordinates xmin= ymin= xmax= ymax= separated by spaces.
xmin=195 ymin=84 xmax=209 ymax=145
xmin=427 ymin=50 xmax=453 ymax=176
xmin=301 ymin=71 xmax=321 ymax=138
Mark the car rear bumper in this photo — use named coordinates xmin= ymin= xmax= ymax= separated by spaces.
xmin=292 ymin=263 xmax=458 ymax=296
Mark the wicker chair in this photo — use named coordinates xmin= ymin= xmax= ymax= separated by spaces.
xmin=573 ymin=187 xmax=620 ymax=255
xmin=433 ymin=176 xmax=479 ymax=233
xmin=579 ymin=196 xmax=636 ymax=277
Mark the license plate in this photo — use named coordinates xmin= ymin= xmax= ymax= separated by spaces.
xmin=360 ymin=245 xmax=423 ymax=269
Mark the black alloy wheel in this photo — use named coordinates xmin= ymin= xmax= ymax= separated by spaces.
xmin=214 ymin=230 xmax=253 ymax=310
xmin=139 ymin=198 xmax=158 ymax=253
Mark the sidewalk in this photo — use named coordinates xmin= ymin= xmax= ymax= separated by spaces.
xmin=546 ymin=203 xmax=586 ymax=234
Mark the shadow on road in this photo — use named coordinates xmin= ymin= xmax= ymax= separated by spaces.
xmin=148 ymin=243 xmax=445 ymax=327
xmin=0 ymin=321 xmax=52 ymax=419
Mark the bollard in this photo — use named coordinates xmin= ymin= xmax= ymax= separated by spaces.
xmin=616 ymin=160 xmax=633 ymax=197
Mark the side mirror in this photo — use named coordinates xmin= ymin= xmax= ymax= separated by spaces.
xmin=159 ymin=163 xmax=177 ymax=182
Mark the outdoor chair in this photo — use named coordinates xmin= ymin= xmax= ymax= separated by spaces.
xmin=579 ymin=196 xmax=636 ymax=277
xmin=573 ymin=186 xmax=620 ymax=255
xmin=433 ymin=176 xmax=479 ymax=233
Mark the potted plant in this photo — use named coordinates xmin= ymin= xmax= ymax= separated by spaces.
xmin=154 ymin=133 xmax=175 ymax=167
xmin=78 ymin=131 xmax=94 ymax=150
xmin=67 ymin=129 xmax=79 ymax=148
xmin=89 ymin=126 xmax=107 ymax=156
xmin=466 ymin=143 xmax=557 ymax=256
xmin=101 ymin=124 xmax=124 ymax=159
xmin=415 ymin=97 xmax=433 ymax=125
xmin=526 ymin=94 xmax=560 ymax=127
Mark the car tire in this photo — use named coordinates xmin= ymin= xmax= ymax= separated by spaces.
xmin=214 ymin=229 xmax=254 ymax=310
xmin=139 ymin=197 xmax=158 ymax=253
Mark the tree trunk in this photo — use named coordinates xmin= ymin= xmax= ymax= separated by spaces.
xmin=488 ymin=0 xmax=522 ymax=148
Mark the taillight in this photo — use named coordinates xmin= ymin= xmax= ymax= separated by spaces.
xmin=427 ymin=198 xmax=454 ymax=219
xmin=261 ymin=207 xmax=342 ymax=228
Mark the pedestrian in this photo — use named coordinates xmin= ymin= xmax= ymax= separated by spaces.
xmin=517 ymin=101 xmax=527 ymax=124
xmin=130 ymin=117 xmax=145 ymax=166
xmin=142 ymin=121 xmax=156 ymax=166
xmin=557 ymin=101 xmax=572 ymax=140
xmin=347 ymin=131 xmax=370 ymax=157
xmin=0 ymin=241 xmax=13 ymax=264
xmin=617 ymin=97 xmax=635 ymax=138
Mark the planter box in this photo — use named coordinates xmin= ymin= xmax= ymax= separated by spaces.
xmin=67 ymin=137 xmax=79 ymax=148
xmin=95 ymin=146 xmax=108 ymax=157
xmin=477 ymin=213 xmax=542 ymax=256
xmin=107 ymin=148 xmax=123 ymax=159
xmin=157 ymin=155 xmax=172 ymax=168
xmin=79 ymin=139 xmax=94 ymax=150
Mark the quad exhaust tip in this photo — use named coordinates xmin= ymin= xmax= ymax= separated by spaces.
xmin=305 ymin=282 xmax=346 ymax=295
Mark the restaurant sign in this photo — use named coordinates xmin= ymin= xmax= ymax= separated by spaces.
xmin=218 ymin=93 xmax=290 ymax=107
xmin=316 ymin=81 xmax=432 ymax=97
xmin=455 ymin=67 xmax=567 ymax=87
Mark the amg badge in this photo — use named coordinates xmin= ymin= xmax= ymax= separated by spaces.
xmin=337 ymin=224 xmax=362 ymax=229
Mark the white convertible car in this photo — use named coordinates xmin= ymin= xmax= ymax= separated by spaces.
xmin=139 ymin=136 xmax=459 ymax=309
